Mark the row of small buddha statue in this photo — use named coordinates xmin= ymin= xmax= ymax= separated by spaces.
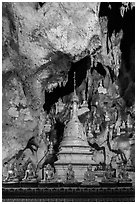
xmin=64 ymin=163 xmax=131 ymax=184
xmin=3 ymin=162 xmax=132 ymax=184
xmin=86 ymin=113 xmax=133 ymax=139
xmin=3 ymin=162 xmax=37 ymax=183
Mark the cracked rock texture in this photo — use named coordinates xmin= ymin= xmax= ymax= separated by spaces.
xmin=2 ymin=76 xmax=37 ymax=160
xmin=2 ymin=2 xmax=101 ymax=163
xmin=3 ymin=2 xmax=100 ymax=71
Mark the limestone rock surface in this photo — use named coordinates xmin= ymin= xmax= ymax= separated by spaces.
xmin=3 ymin=2 xmax=101 ymax=73
xmin=2 ymin=2 xmax=101 ymax=164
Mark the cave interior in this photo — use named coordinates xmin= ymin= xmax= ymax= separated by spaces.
xmin=2 ymin=2 xmax=135 ymax=185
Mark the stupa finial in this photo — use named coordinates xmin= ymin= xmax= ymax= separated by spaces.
xmin=74 ymin=72 xmax=76 ymax=90
xmin=73 ymin=71 xmax=76 ymax=96
xmin=70 ymin=72 xmax=79 ymax=119
xmin=72 ymin=72 xmax=79 ymax=103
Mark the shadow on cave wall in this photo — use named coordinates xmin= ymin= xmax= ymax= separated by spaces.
xmin=99 ymin=2 xmax=135 ymax=107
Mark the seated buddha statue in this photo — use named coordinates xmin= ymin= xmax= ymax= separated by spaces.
xmin=4 ymin=163 xmax=19 ymax=183
xmin=83 ymin=165 xmax=98 ymax=185
xmin=118 ymin=163 xmax=132 ymax=183
xmin=22 ymin=162 xmax=37 ymax=182
xmin=102 ymin=164 xmax=116 ymax=183
xmin=2 ymin=162 xmax=8 ymax=182
xmin=65 ymin=164 xmax=76 ymax=183
xmin=42 ymin=164 xmax=55 ymax=182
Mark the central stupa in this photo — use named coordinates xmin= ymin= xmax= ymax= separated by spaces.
xmin=55 ymin=73 xmax=95 ymax=182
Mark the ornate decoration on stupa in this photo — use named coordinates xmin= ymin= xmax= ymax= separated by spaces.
xmin=55 ymin=72 xmax=95 ymax=182
xmin=63 ymin=72 xmax=89 ymax=142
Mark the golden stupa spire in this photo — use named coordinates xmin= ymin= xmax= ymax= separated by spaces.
xmin=64 ymin=72 xmax=87 ymax=141
xmin=71 ymin=72 xmax=79 ymax=118
xmin=74 ymin=71 xmax=76 ymax=94
xmin=72 ymin=72 xmax=79 ymax=103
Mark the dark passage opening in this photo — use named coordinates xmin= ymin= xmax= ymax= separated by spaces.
xmin=43 ymin=55 xmax=91 ymax=112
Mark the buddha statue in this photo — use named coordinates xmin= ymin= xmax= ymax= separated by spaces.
xmin=116 ymin=126 xmax=121 ymax=136
xmin=121 ymin=121 xmax=126 ymax=129
xmin=78 ymin=92 xmax=89 ymax=116
xmin=83 ymin=165 xmax=98 ymax=185
xmin=49 ymin=141 xmax=54 ymax=155
xmin=44 ymin=116 xmax=51 ymax=133
xmin=105 ymin=111 xmax=110 ymax=122
xmin=2 ymin=162 xmax=8 ymax=182
xmin=65 ymin=164 xmax=76 ymax=183
xmin=3 ymin=163 xmax=19 ymax=183
xmin=127 ymin=114 xmax=133 ymax=129
xmin=87 ymin=123 xmax=95 ymax=143
xmin=95 ymin=123 xmax=100 ymax=134
xmin=118 ymin=163 xmax=132 ymax=183
xmin=102 ymin=164 xmax=116 ymax=183
xmin=22 ymin=162 xmax=37 ymax=182
xmin=98 ymin=80 xmax=107 ymax=94
xmin=56 ymin=97 xmax=65 ymax=114
xmin=42 ymin=164 xmax=55 ymax=182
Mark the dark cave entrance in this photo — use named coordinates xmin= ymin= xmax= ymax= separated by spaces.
xmin=43 ymin=55 xmax=91 ymax=112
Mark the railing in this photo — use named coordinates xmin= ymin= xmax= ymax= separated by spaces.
xmin=2 ymin=185 xmax=135 ymax=202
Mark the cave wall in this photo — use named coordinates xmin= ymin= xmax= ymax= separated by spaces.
xmin=2 ymin=2 xmax=135 ymax=178
xmin=2 ymin=2 xmax=101 ymax=162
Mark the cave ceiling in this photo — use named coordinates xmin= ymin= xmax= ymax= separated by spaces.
xmin=2 ymin=2 xmax=135 ymax=171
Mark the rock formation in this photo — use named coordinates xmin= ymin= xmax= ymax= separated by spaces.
xmin=2 ymin=2 xmax=135 ymax=180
